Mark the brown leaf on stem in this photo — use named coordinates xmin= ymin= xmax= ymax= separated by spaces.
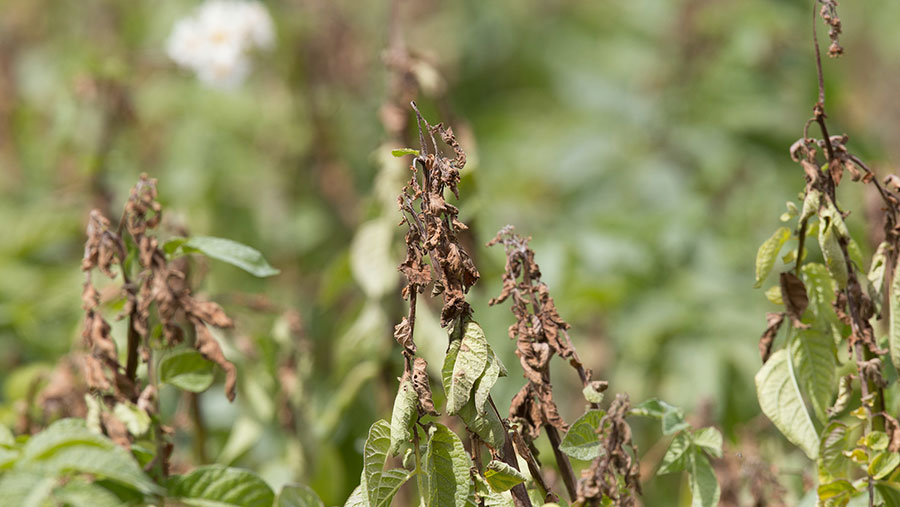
xmin=192 ymin=319 xmax=237 ymax=402
xmin=759 ymin=312 xmax=786 ymax=363
xmin=780 ymin=272 xmax=809 ymax=327
xmin=411 ymin=357 xmax=438 ymax=416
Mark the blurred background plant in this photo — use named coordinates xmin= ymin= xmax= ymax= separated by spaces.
xmin=1 ymin=0 xmax=900 ymax=505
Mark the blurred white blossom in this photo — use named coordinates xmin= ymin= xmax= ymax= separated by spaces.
xmin=166 ymin=0 xmax=275 ymax=89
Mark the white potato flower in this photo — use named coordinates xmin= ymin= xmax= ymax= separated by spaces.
xmin=166 ymin=0 xmax=275 ymax=89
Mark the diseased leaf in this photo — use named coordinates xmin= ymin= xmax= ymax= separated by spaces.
xmin=184 ymin=236 xmax=279 ymax=277
xmin=276 ymin=484 xmax=324 ymax=507
xmin=425 ymin=423 xmax=473 ymax=507
xmin=158 ymin=347 xmax=215 ymax=393
xmin=754 ymin=349 xmax=819 ymax=459
xmin=483 ymin=460 xmax=526 ymax=492
xmin=828 ymin=376 xmax=852 ymax=417
xmin=112 ymin=402 xmax=150 ymax=437
xmin=790 ymin=327 xmax=836 ymax=424
xmin=692 ymin=427 xmax=723 ymax=459
xmin=457 ymin=397 xmax=505 ymax=449
xmin=166 ymin=465 xmax=275 ymax=506
xmin=688 ymin=451 xmax=720 ymax=507
xmin=559 ymin=410 xmax=605 ymax=461
xmin=658 ymin=432 xmax=690 ymax=475
xmin=388 ymin=380 xmax=417 ymax=456
xmin=817 ymin=479 xmax=855 ymax=502
xmin=631 ymin=399 xmax=690 ymax=435
xmin=442 ymin=320 xmax=489 ymax=415
xmin=818 ymin=217 xmax=848 ymax=289
xmin=473 ymin=351 xmax=502 ymax=416
xmin=780 ymin=272 xmax=809 ymax=326
xmin=819 ymin=422 xmax=849 ymax=482
xmin=582 ymin=383 xmax=606 ymax=404
xmin=755 ymin=227 xmax=791 ymax=288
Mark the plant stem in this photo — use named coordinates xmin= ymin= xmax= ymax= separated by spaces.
xmin=413 ymin=425 xmax=426 ymax=504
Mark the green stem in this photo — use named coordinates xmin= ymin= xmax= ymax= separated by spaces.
xmin=413 ymin=425 xmax=426 ymax=506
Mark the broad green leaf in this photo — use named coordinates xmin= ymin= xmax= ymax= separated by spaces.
xmin=358 ymin=420 xmax=413 ymax=507
xmin=869 ymin=451 xmax=900 ymax=480
xmin=890 ymin=260 xmax=900 ymax=372
xmin=802 ymin=263 xmax=838 ymax=323
xmin=183 ymin=236 xmax=279 ymax=277
xmin=876 ymin=483 xmax=900 ymax=505
xmin=631 ymin=399 xmax=690 ymax=435
xmin=457 ymin=396 xmax=505 ymax=449
xmin=819 ymin=422 xmax=849 ymax=482
xmin=559 ymin=410 xmax=605 ymax=461
xmin=350 ymin=219 xmax=397 ymax=298
xmin=158 ymin=347 xmax=216 ymax=393
xmin=688 ymin=451 xmax=720 ymax=507
xmin=658 ymin=432 xmax=690 ymax=475
xmin=442 ymin=320 xmax=489 ymax=415
xmin=0 ymin=424 xmax=14 ymax=448
xmin=754 ymin=349 xmax=819 ymax=459
xmin=343 ymin=485 xmax=367 ymax=507
xmin=764 ymin=285 xmax=783 ymax=305
xmin=817 ymin=479 xmax=855 ymax=502
xmin=112 ymin=402 xmax=151 ymax=437
xmin=692 ymin=427 xmax=723 ymax=459
xmin=19 ymin=419 xmax=158 ymax=494
xmin=582 ymin=384 xmax=605 ymax=404
xmin=425 ymin=424 xmax=473 ymax=507
xmin=755 ymin=227 xmax=791 ymax=288
xmin=52 ymin=479 xmax=122 ymax=507
xmin=483 ymin=460 xmax=526 ymax=492
xmin=388 ymin=380 xmax=417 ymax=456
xmin=473 ymin=350 xmax=503 ymax=416
xmin=789 ymin=327 xmax=836 ymax=424
xmin=391 ymin=148 xmax=420 ymax=157
xmin=866 ymin=431 xmax=890 ymax=452
xmin=166 ymin=465 xmax=275 ymax=506
xmin=818 ymin=217 xmax=848 ymax=289
xmin=0 ymin=470 xmax=54 ymax=507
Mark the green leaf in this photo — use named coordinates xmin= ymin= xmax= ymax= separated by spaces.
xmin=158 ymin=347 xmax=216 ymax=393
xmin=658 ymin=432 xmax=690 ymax=475
xmin=819 ymin=422 xmax=849 ymax=482
xmin=692 ymin=427 xmax=723 ymax=459
xmin=802 ymin=263 xmax=838 ymax=322
xmin=0 ymin=470 xmax=55 ymax=507
xmin=789 ymin=327 xmax=836 ymax=424
xmin=457 ymin=396 xmax=506 ymax=449
xmin=183 ymin=236 xmax=279 ymax=277
xmin=52 ymin=479 xmax=122 ymax=507
xmin=473 ymin=350 xmax=503 ymax=416
xmin=869 ymin=451 xmax=900 ymax=480
xmin=868 ymin=242 xmax=889 ymax=299
xmin=483 ymin=460 xmax=527 ymax=492
xmin=359 ymin=420 xmax=413 ymax=507
xmin=818 ymin=479 xmax=855 ymax=502
xmin=688 ymin=451 xmax=720 ymax=507
xmin=755 ymin=227 xmax=791 ymax=288
xmin=391 ymin=148 xmax=420 ymax=157
xmin=866 ymin=431 xmax=891 ymax=452
xmin=166 ymin=465 xmax=275 ymax=506
xmin=890 ymin=259 xmax=900 ymax=373
xmin=764 ymin=285 xmax=783 ymax=305
xmin=388 ymin=380 xmax=417 ymax=456
xmin=0 ymin=424 xmax=14 ymax=448
xmin=818 ymin=216 xmax=848 ymax=289
xmin=19 ymin=419 xmax=158 ymax=494
xmin=631 ymin=399 xmax=690 ymax=435
xmin=425 ymin=423 xmax=473 ymax=507
xmin=112 ymin=401 xmax=151 ymax=437
xmin=754 ymin=349 xmax=819 ymax=459
xmin=582 ymin=384 xmax=605 ymax=404
xmin=343 ymin=485 xmax=367 ymax=507
xmin=875 ymin=482 xmax=900 ymax=506
xmin=276 ymin=484 xmax=324 ymax=507
xmin=442 ymin=320 xmax=489 ymax=415
xmin=559 ymin=410 xmax=605 ymax=461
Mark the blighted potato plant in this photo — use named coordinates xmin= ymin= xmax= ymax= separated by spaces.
xmin=753 ymin=2 xmax=900 ymax=505
xmin=342 ymin=105 xmax=723 ymax=507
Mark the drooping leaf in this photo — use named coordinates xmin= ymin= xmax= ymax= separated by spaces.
xmin=442 ymin=320 xmax=489 ymax=415
xmin=754 ymin=349 xmax=819 ymax=459
xmin=457 ymin=396 xmax=506 ymax=449
xmin=688 ymin=451 xmax=720 ymax=507
xmin=389 ymin=380 xmax=417 ymax=456
xmin=692 ymin=427 xmax=723 ymax=459
xmin=183 ymin=236 xmax=280 ymax=277
xmin=818 ymin=422 xmax=849 ymax=482
xmin=483 ymin=460 xmax=527 ymax=492
xmin=166 ymin=466 xmax=274 ymax=506
xmin=868 ymin=242 xmax=889 ymax=299
xmin=790 ymin=327 xmax=836 ymax=424
xmin=631 ymin=399 xmax=690 ymax=435
xmin=276 ymin=484 xmax=325 ymax=507
xmin=0 ymin=470 xmax=55 ymax=507
xmin=425 ymin=423 xmax=473 ymax=507
xmin=559 ymin=410 xmax=605 ymax=461
xmin=755 ymin=227 xmax=791 ymax=288
xmin=158 ymin=347 xmax=216 ymax=393
xmin=818 ymin=216 xmax=848 ymax=289
xmin=473 ymin=350 xmax=503 ymax=416
xmin=355 ymin=420 xmax=414 ymax=507
xmin=780 ymin=272 xmax=809 ymax=325
xmin=658 ymin=432 xmax=691 ymax=475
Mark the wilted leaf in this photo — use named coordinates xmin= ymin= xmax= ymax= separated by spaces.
xmin=559 ymin=410 xmax=605 ymax=461
xmin=158 ymin=347 xmax=215 ymax=393
xmin=184 ymin=236 xmax=279 ymax=277
xmin=818 ymin=217 xmax=848 ymax=289
xmin=755 ymin=227 xmax=791 ymax=288
xmin=483 ymin=460 xmax=526 ymax=492
xmin=759 ymin=312 xmax=785 ymax=363
xmin=755 ymin=349 xmax=819 ymax=459
xmin=112 ymin=402 xmax=150 ymax=437
xmin=442 ymin=320 xmax=489 ymax=415
xmin=457 ymin=397 xmax=505 ymax=449
xmin=166 ymin=465 xmax=275 ymax=506
xmin=688 ymin=451 xmax=720 ymax=507
xmin=658 ymin=432 xmax=690 ymax=475
xmin=890 ymin=260 xmax=900 ymax=373
xmin=425 ymin=423 xmax=473 ymax=507
xmin=780 ymin=272 xmax=809 ymax=326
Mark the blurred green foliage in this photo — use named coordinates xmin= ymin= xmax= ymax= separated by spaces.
xmin=2 ymin=0 xmax=900 ymax=505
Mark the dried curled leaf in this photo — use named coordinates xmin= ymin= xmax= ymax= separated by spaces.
xmin=193 ymin=319 xmax=237 ymax=402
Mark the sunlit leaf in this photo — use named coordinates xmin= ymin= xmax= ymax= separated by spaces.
xmin=158 ymin=347 xmax=216 ymax=393
xmin=442 ymin=320 xmax=489 ymax=415
xmin=166 ymin=465 xmax=275 ymax=506
xmin=483 ymin=460 xmax=526 ymax=492
xmin=818 ymin=216 xmax=848 ymax=289
xmin=388 ymin=380 xmax=417 ymax=456
xmin=391 ymin=148 xmax=420 ymax=157
xmin=183 ymin=236 xmax=279 ymax=277
xmin=789 ymin=327 xmax=836 ymax=424
xmin=755 ymin=349 xmax=819 ymax=459
xmin=457 ymin=396 xmax=505 ymax=449
xmin=473 ymin=350 xmax=503 ymax=416
xmin=754 ymin=227 xmax=791 ymax=288
xmin=658 ymin=432 xmax=690 ymax=475
xmin=425 ymin=423 xmax=472 ymax=507
xmin=688 ymin=451 xmax=720 ymax=507
xmin=868 ymin=451 xmax=900 ymax=480
xmin=691 ymin=427 xmax=723 ymax=459
xmin=559 ymin=410 xmax=605 ymax=461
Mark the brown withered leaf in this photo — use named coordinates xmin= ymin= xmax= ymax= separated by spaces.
xmin=393 ymin=317 xmax=415 ymax=354
xmin=759 ymin=312 xmax=786 ymax=363
xmin=829 ymin=158 xmax=843 ymax=186
xmin=884 ymin=413 xmax=900 ymax=453
xmin=411 ymin=357 xmax=438 ymax=415
xmin=192 ymin=319 xmax=237 ymax=402
xmin=780 ymin=272 xmax=809 ymax=327
xmin=801 ymin=160 xmax=821 ymax=183
xmin=101 ymin=411 xmax=131 ymax=449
